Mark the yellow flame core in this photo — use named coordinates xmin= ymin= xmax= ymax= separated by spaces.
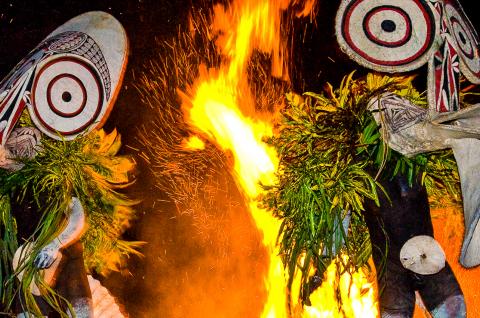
xmin=302 ymin=259 xmax=378 ymax=317
xmin=190 ymin=83 xmax=277 ymax=197
xmin=182 ymin=136 xmax=206 ymax=150
xmin=182 ymin=0 xmax=378 ymax=317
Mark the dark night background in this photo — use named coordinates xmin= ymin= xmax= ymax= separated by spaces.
xmin=1 ymin=0 xmax=478 ymax=317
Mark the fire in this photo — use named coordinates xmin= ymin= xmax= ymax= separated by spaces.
xmin=212 ymin=0 xmax=290 ymax=80
xmin=182 ymin=67 xmax=287 ymax=317
xmin=302 ymin=258 xmax=378 ymax=317
xmin=186 ymin=77 xmax=277 ymax=197
xmin=182 ymin=136 xmax=206 ymax=150
xmin=180 ymin=0 xmax=378 ymax=317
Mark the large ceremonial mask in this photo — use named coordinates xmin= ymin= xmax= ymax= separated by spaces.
xmin=336 ymin=0 xmax=480 ymax=267
xmin=0 ymin=11 xmax=132 ymax=318
xmin=0 ymin=11 xmax=128 ymax=142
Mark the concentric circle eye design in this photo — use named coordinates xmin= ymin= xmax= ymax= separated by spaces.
xmin=363 ymin=6 xmax=412 ymax=48
xmin=336 ymin=0 xmax=438 ymax=72
xmin=444 ymin=0 xmax=480 ymax=83
xmin=451 ymin=18 xmax=473 ymax=58
xmin=29 ymin=56 xmax=104 ymax=140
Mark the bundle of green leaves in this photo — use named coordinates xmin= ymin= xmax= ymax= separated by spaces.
xmin=0 ymin=123 xmax=141 ymax=317
xmin=261 ymin=72 xmax=461 ymax=305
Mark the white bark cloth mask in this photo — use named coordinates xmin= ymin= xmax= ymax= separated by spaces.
xmin=0 ymin=11 xmax=128 ymax=143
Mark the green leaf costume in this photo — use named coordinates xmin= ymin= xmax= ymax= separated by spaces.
xmin=0 ymin=120 xmax=141 ymax=317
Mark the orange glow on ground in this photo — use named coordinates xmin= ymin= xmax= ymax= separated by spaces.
xmin=413 ymin=206 xmax=480 ymax=318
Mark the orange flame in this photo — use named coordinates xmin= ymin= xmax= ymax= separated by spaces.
xmin=212 ymin=0 xmax=290 ymax=80
xmin=181 ymin=0 xmax=378 ymax=317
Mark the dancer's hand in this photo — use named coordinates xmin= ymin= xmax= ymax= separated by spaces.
xmin=34 ymin=243 xmax=60 ymax=269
